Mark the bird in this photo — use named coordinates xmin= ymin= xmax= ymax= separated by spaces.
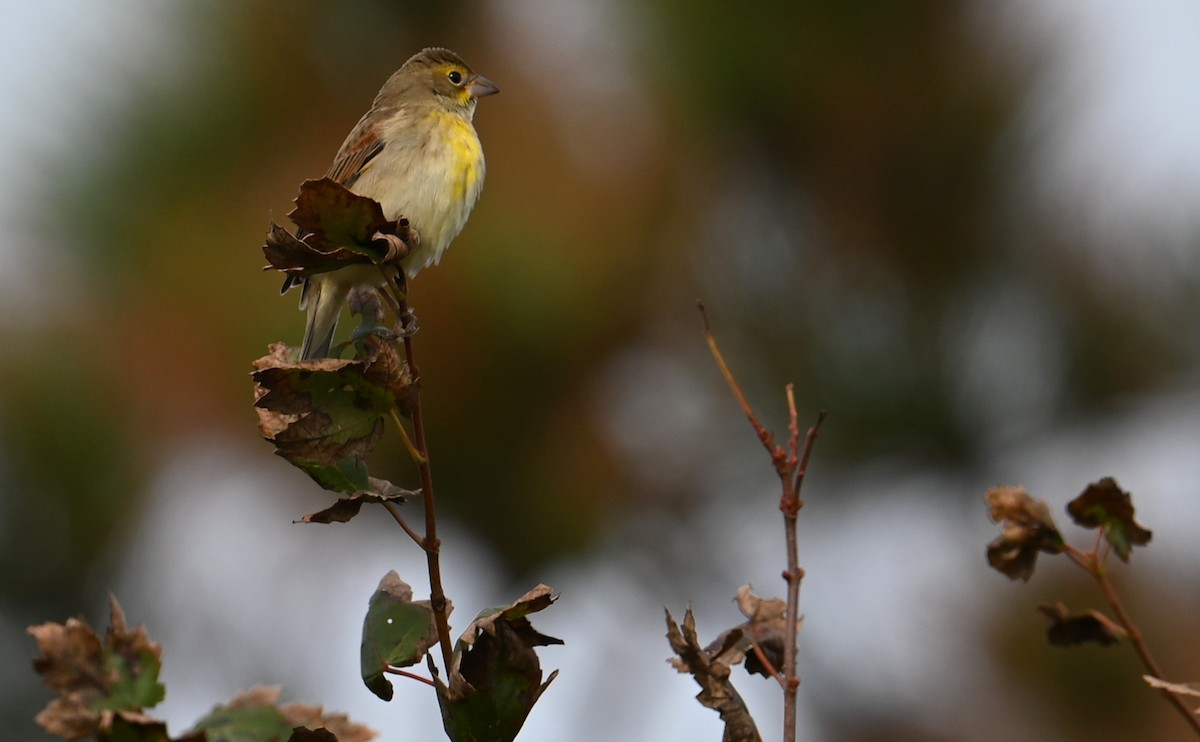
xmin=284 ymin=47 xmax=499 ymax=359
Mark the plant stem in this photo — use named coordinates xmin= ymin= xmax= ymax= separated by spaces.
xmin=1092 ymin=569 xmax=1200 ymax=736
xmin=398 ymin=299 xmax=454 ymax=673
xmin=698 ymin=302 xmax=781 ymax=468
xmin=384 ymin=666 xmax=437 ymax=687
xmin=698 ymin=304 xmax=826 ymax=742
xmin=780 ymin=412 xmax=824 ymax=742
xmin=382 ymin=501 xmax=424 ymax=548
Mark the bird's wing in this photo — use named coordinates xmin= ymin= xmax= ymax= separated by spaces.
xmin=325 ymin=116 xmax=386 ymax=188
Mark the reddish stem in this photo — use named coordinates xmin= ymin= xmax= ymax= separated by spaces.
xmin=1091 ymin=567 xmax=1200 ymax=735
xmin=698 ymin=303 xmax=826 ymax=742
xmin=398 ymin=299 xmax=454 ymax=673
xmin=384 ymin=666 xmax=436 ymax=688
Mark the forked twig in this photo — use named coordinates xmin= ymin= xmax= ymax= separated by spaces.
xmin=698 ymin=301 xmax=825 ymax=742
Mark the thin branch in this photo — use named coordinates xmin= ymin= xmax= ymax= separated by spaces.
xmin=698 ymin=302 xmax=780 ymax=464
xmin=398 ymin=298 xmax=454 ymax=673
xmin=785 ymin=384 xmax=800 ymax=470
xmin=389 ymin=408 xmax=427 ymax=465
xmin=382 ymin=501 xmax=424 ymax=548
xmin=1091 ymin=570 xmax=1200 ymax=735
xmin=790 ymin=411 xmax=826 ymax=502
xmin=699 ymin=303 xmax=822 ymax=742
xmin=779 ymin=412 xmax=823 ymax=742
xmin=384 ymin=666 xmax=436 ymax=688
xmin=748 ymin=640 xmax=788 ymax=691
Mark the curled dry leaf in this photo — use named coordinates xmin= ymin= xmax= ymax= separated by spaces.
xmin=733 ymin=585 xmax=792 ymax=678
xmin=985 ymin=486 xmax=1065 ymax=581
xmin=665 ymin=607 xmax=763 ymax=742
xmin=263 ymin=178 xmax=414 ymax=279
xmin=1037 ymin=602 xmax=1126 ymax=647
xmin=1066 ymin=477 xmax=1153 ymax=562
xmin=676 ymin=586 xmax=796 ymax=680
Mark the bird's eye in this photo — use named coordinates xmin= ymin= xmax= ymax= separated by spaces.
xmin=448 ymin=70 xmax=463 ymax=85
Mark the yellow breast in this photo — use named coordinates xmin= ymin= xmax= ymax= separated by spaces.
xmin=350 ymin=108 xmax=486 ymax=277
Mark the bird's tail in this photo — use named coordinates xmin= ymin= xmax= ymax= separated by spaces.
xmin=299 ymin=275 xmax=348 ymax=360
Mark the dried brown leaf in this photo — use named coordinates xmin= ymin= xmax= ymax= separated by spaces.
xmin=281 ymin=701 xmax=377 ymax=742
xmin=985 ymin=486 xmax=1064 ymax=581
xmin=263 ymin=179 xmax=414 ymax=279
xmin=1038 ymin=602 xmax=1126 ymax=647
xmin=1066 ymin=477 xmax=1152 ymax=562
xmin=665 ymin=607 xmax=762 ymax=742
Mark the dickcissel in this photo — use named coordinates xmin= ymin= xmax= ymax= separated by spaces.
xmin=284 ymin=47 xmax=499 ymax=359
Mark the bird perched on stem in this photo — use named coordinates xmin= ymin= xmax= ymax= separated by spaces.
xmin=284 ymin=47 xmax=499 ymax=359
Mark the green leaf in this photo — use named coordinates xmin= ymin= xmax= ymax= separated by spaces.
xmin=291 ymin=456 xmax=372 ymax=495
xmin=190 ymin=704 xmax=293 ymax=742
xmin=1066 ymin=477 xmax=1153 ymax=562
xmin=96 ymin=649 xmax=165 ymax=712
xmin=360 ymin=572 xmax=439 ymax=701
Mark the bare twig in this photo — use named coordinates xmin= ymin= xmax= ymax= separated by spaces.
xmin=779 ymin=411 xmax=823 ymax=738
xmin=698 ymin=302 xmax=786 ymax=477
xmin=698 ymin=303 xmax=824 ymax=742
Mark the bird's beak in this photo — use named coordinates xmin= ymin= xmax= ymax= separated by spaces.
xmin=467 ymin=74 xmax=500 ymax=98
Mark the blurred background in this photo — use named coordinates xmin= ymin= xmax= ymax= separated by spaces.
xmin=3 ymin=1 xmax=1200 ymax=740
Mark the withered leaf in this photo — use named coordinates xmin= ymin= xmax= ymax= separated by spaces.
xmin=1066 ymin=477 xmax=1152 ymax=562
xmin=263 ymin=179 xmax=414 ymax=278
xmin=288 ymin=729 xmax=338 ymax=742
xmin=29 ymin=596 xmax=166 ymax=741
xmin=358 ymin=335 xmax=418 ymax=418
xmin=733 ymin=585 xmax=792 ymax=678
xmin=436 ymin=585 xmax=562 ymax=742
xmin=190 ymin=685 xmax=374 ymax=742
xmin=985 ymin=486 xmax=1065 ymax=581
xmin=360 ymin=572 xmax=439 ymax=702
xmin=300 ymin=478 xmax=415 ymax=524
xmin=290 ymin=178 xmax=392 ymax=252
xmin=1038 ymin=602 xmax=1126 ymax=647
xmin=189 ymin=687 xmax=293 ymax=741
xmin=252 ymin=343 xmax=415 ymax=511
xmin=253 ymin=350 xmax=391 ymax=467
xmin=282 ymin=700 xmax=377 ymax=742
xmin=665 ymin=607 xmax=762 ymax=742
xmin=679 ymin=586 xmax=796 ymax=680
